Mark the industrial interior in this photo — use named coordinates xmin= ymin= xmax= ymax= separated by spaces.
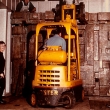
xmin=0 ymin=0 xmax=110 ymax=109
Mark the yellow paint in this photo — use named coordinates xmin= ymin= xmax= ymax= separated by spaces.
xmin=33 ymin=4 xmax=82 ymax=90
xmin=64 ymin=35 xmax=75 ymax=39
xmin=40 ymin=90 xmax=58 ymax=95
xmin=38 ymin=48 xmax=67 ymax=64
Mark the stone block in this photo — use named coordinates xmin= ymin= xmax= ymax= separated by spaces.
xmin=29 ymin=35 xmax=35 ymax=59
xmin=108 ymin=31 xmax=110 ymax=41
xmin=99 ymin=86 xmax=109 ymax=96
xmin=85 ymin=12 xmax=89 ymax=21
xmin=21 ymin=42 xmax=26 ymax=53
xmin=89 ymin=96 xmax=110 ymax=110
xmin=80 ymin=71 xmax=86 ymax=80
xmin=93 ymin=89 xmax=99 ymax=96
xmin=84 ymin=85 xmax=95 ymax=95
xmin=79 ymin=30 xmax=85 ymax=44
xmin=99 ymin=24 xmax=110 ymax=31
xmin=94 ymin=82 xmax=100 ymax=90
xmin=45 ymin=11 xmax=54 ymax=20
xmin=85 ymin=25 xmax=94 ymax=65
xmin=94 ymin=61 xmax=99 ymax=72
xmin=78 ymin=25 xmax=86 ymax=30
xmin=11 ymin=12 xmax=28 ymax=24
xmin=12 ymin=26 xmax=26 ymax=35
xmin=29 ymin=13 xmax=41 ymax=20
xmin=11 ymin=35 xmax=22 ymax=59
xmin=80 ymin=44 xmax=85 ymax=66
xmin=11 ymin=12 xmax=28 ymax=19
xmin=100 ymin=68 xmax=110 ymax=86
xmin=102 ymin=61 xmax=110 ymax=68
xmin=94 ymin=31 xmax=99 ymax=60
xmin=98 ymin=12 xmax=110 ymax=21
xmin=94 ymin=24 xmax=99 ymax=31
xmin=88 ymin=13 xmax=98 ymax=21
xmin=11 ymin=59 xmax=24 ymax=95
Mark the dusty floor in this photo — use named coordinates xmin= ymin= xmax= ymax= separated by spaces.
xmin=0 ymin=96 xmax=90 ymax=110
xmin=0 ymin=96 xmax=110 ymax=110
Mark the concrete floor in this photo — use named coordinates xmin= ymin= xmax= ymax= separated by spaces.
xmin=0 ymin=96 xmax=110 ymax=110
xmin=0 ymin=96 xmax=90 ymax=110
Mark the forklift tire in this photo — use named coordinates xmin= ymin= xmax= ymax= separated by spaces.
xmin=62 ymin=92 xmax=76 ymax=109
xmin=30 ymin=92 xmax=37 ymax=107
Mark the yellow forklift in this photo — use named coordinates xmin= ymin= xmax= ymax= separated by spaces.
xmin=29 ymin=2 xmax=84 ymax=109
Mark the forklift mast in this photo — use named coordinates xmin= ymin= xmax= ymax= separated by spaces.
xmin=53 ymin=0 xmax=87 ymax=24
